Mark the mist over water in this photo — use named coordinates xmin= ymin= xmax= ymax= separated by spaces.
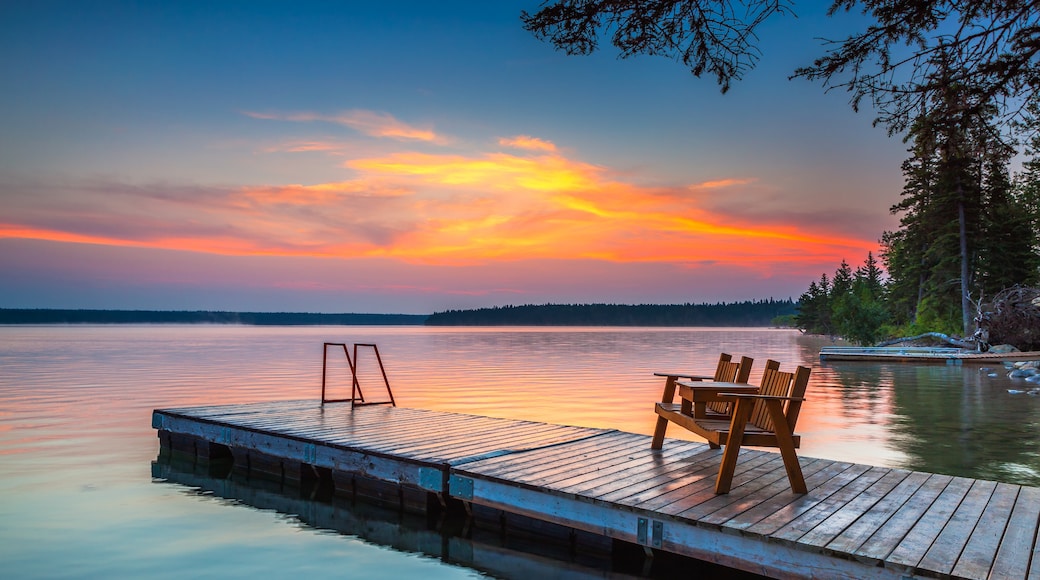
xmin=2 ymin=325 xmax=1038 ymax=577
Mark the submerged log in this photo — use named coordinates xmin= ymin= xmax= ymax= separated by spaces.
xmin=875 ymin=332 xmax=974 ymax=349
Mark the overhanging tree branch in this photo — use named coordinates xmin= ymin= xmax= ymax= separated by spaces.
xmin=521 ymin=0 xmax=794 ymax=93
xmin=522 ymin=0 xmax=1040 ymax=135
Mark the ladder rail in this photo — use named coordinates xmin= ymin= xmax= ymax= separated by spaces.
xmin=320 ymin=342 xmax=395 ymax=408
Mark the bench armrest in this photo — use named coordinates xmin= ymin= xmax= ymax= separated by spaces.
xmin=675 ymin=382 xmax=758 ymax=418
xmin=716 ymin=393 xmax=805 ymax=402
xmin=677 ymin=382 xmax=757 ymax=398
xmin=653 ymin=372 xmax=713 ymax=381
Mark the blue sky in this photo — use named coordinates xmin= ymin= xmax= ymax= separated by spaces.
xmin=0 ymin=1 xmax=909 ymax=313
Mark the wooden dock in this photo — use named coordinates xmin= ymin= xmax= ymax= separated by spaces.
xmin=153 ymin=401 xmax=1040 ymax=579
xmin=820 ymin=346 xmax=1040 ymax=364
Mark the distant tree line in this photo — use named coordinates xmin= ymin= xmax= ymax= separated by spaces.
xmin=426 ymin=300 xmax=797 ymax=326
xmin=0 ymin=309 xmax=429 ymax=325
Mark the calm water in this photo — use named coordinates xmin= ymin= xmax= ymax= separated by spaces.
xmin=2 ymin=325 xmax=1040 ymax=578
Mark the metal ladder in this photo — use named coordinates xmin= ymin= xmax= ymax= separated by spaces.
xmin=320 ymin=342 xmax=396 ymax=408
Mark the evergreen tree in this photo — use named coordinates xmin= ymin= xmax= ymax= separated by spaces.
xmin=855 ymin=251 xmax=885 ymax=296
xmin=839 ymin=254 xmax=890 ymax=345
xmin=795 ymin=280 xmax=822 ymax=333
xmin=824 ymin=254 xmax=891 ymax=345
xmin=1005 ymin=104 xmax=1040 ymax=287
xmin=880 ymin=70 xmax=1004 ymax=335
xmin=977 ymin=139 xmax=1037 ymax=295
xmin=795 ymin=274 xmax=831 ymax=335
xmin=831 ymin=260 xmax=854 ymax=299
xmin=828 ymin=259 xmax=855 ymax=336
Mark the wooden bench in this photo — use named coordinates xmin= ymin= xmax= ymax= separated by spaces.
xmin=650 ymin=353 xmax=753 ymax=449
xmin=653 ymin=360 xmax=811 ymax=494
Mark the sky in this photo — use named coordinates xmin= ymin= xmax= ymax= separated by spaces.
xmin=0 ymin=1 xmax=911 ymax=314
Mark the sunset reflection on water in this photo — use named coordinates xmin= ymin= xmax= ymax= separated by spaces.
xmin=2 ymin=325 xmax=1039 ymax=578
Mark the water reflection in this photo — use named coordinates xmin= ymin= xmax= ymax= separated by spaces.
xmin=4 ymin=325 xmax=1040 ymax=578
xmin=812 ymin=360 xmax=1040 ymax=486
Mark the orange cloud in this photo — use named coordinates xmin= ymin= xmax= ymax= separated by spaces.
xmin=263 ymin=140 xmax=347 ymax=154
xmin=498 ymin=135 xmax=557 ymax=152
xmin=690 ymin=178 xmax=756 ymax=190
xmin=348 ymin=151 xmax=600 ymax=192
xmin=1 ymin=130 xmax=880 ymax=275
xmin=340 ymin=150 xmax=875 ymax=266
xmin=244 ymin=109 xmax=443 ymax=143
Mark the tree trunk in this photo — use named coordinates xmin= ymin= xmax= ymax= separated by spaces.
xmin=959 ymin=193 xmax=970 ymax=335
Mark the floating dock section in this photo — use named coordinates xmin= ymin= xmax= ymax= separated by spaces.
xmin=153 ymin=401 xmax=1040 ymax=579
xmin=820 ymin=346 xmax=1040 ymax=365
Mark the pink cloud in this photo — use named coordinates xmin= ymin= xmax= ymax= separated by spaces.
xmin=498 ymin=135 xmax=557 ymax=152
xmin=243 ymin=109 xmax=444 ymax=143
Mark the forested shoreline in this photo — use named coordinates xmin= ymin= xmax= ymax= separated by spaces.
xmin=0 ymin=309 xmax=428 ymax=325
xmin=425 ymin=300 xmax=796 ymax=326
xmin=1 ymin=301 xmax=798 ymax=327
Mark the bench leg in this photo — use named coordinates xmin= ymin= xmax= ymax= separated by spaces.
xmin=651 ymin=416 xmax=668 ymax=449
xmin=651 ymin=376 xmax=679 ymax=450
xmin=763 ymin=399 xmax=806 ymax=493
xmin=715 ymin=398 xmax=754 ymax=494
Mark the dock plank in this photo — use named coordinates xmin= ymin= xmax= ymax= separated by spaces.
xmin=884 ymin=476 xmax=974 ymax=570
xmin=991 ymin=486 xmax=1040 ymax=580
xmin=723 ymin=459 xmax=856 ymax=531
xmin=770 ymin=466 xmax=892 ymax=544
xmin=561 ymin=442 xmax=710 ymax=496
xmin=793 ymin=468 xmax=911 ymax=548
xmin=606 ymin=449 xmax=767 ymax=508
xmin=697 ymin=458 xmax=830 ymax=525
xmin=952 ymin=482 xmax=1019 ymax=579
xmin=916 ymin=478 xmax=997 ymax=576
xmin=393 ymin=425 xmax=604 ymax=459
xmin=641 ymin=453 xmax=781 ymax=516
xmin=533 ymin=438 xmax=694 ymax=490
xmin=565 ymin=444 xmax=718 ymax=499
xmin=744 ymin=462 xmax=870 ymax=537
xmin=459 ymin=431 xmax=644 ymax=477
xmin=824 ymin=470 xmax=930 ymax=557
xmin=662 ymin=454 xmax=787 ymax=518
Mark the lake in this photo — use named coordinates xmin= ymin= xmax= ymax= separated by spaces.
xmin=2 ymin=325 xmax=1039 ymax=578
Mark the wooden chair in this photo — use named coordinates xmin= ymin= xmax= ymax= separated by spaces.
xmin=650 ymin=353 xmax=753 ymax=449
xmin=653 ymin=361 xmax=811 ymax=494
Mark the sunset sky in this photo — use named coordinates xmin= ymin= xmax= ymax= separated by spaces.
xmin=0 ymin=1 xmax=909 ymax=314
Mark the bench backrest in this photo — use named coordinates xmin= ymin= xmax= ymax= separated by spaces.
xmin=712 ymin=353 xmax=737 ymax=382
xmin=707 ymin=354 xmax=754 ymax=414
xmin=749 ymin=363 xmax=811 ymax=433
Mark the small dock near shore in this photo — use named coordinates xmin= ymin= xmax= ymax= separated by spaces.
xmin=820 ymin=346 xmax=1040 ymax=364
xmin=153 ymin=401 xmax=1040 ymax=579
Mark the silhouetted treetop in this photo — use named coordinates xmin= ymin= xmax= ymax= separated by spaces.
xmin=521 ymin=0 xmax=793 ymax=93
xmin=522 ymin=0 xmax=1040 ymax=134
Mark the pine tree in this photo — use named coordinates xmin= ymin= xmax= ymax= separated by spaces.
xmin=880 ymin=69 xmax=1000 ymax=335
xmin=796 ymin=275 xmax=831 ymax=335
xmin=831 ymin=254 xmax=891 ymax=345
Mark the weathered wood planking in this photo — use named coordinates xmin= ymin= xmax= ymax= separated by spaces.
xmin=154 ymin=400 xmax=1040 ymax=579
xmin=450 ymin=434 xmax=1040 ymax=579
xmin=153 ymin=401 xmax=615 ymax=494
